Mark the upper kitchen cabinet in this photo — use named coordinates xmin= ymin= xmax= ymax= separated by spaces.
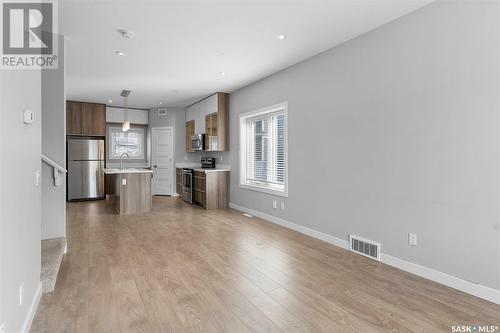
xmin=185 ymin=120 xmax=195 ymax=152
xmin=84 ymin=103 xmax=106 ymax=136
xmin=106 ymin=106 xmax=149 ymax=125
xmin=66 ymin=101 xmax=106 ymax=136
xmin=185 ymin=92 xmax=229 ymax=152
xmin=66 ymin=101 xmax=84 ymax=135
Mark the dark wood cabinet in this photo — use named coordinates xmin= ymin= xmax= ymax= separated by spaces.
xmin=193 ymin=170 xmax=229 ymax=209
xmin=105 ymin=174 xmax=115 ymax=195
xmin=176 ymin=168 xmax=183 ymax=195
xmin=84 ymin=103 xmax=106 ymax=136
xmin=66 ymin=101 xmax=106 ymax=136
xmin=66 ymin=101 xmax=85 ymax=135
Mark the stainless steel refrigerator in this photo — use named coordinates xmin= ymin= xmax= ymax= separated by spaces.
xmin=67 ymin=138 xmax=105 ymax=201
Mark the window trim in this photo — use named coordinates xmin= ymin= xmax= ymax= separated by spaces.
xmin=239 ymin=102 xmax=288 ymax=197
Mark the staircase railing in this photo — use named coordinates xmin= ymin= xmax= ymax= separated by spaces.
xmin=41 ymin=154 xmax=66 ymax=186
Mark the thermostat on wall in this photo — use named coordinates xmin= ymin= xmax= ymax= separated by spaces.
xmin=23 ymin=109 xmax=34 ymax=124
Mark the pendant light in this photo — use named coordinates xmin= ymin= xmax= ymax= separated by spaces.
xmin=120 ymin=90 xmax=131 ymax=132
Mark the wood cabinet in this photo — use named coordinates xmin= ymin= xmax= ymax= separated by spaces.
xmin=205 ymin=113 xmax=218 ymax=150
xmin=84 ymin=103 xmax=106 ymax=136
xmin=185 ymin=120 xmax=195 ymax=152
xmin=66 ymin=101 xmax=106 ymax=136
xmin=193 ymin=170 xmax=229 ymax=209
xmin=66 ymin=101 xmax=85 ymax=135
xmin=185 ymin=92 xmax=229 ymax=152
xmin=176 ymin=168 xmax=183 ymax=195
xmin=214 ymin=93 xmax=229 ymax=151
xmin=105 ymin=174 xmax=116 ymax=195
xmin=113 ymin=172 xmax=152 ymax=215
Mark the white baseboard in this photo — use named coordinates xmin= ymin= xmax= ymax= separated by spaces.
xmin=229 ymin=202 xmax=500 ymax=305
xmin=21 ymin=281 xmax=42 ymax=333
xmin=229 ymin=202 xmax=349 ymax=249
xmin=381 ymin=254 xmax=500 ymax=305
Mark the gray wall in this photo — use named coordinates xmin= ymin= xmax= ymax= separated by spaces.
xmin=1 ymin=70 xmax=42 ymax=332
xmin=225 ymin=1 xmax=500 ymax=290
xmin=41 ymin=35 xmax=66 ymax=240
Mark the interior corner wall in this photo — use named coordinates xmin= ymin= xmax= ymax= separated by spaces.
xmin=1 ymin=69 xmax=42 ymax=332
xmin=226 ymin=1 xmax=500 ymax=291
xmin=0 ymin=60 xmax=4 ymax=330
xmin=149 ymin=107 xmax=197 ymax=166
xmin=41 ymin=35 xmax=66 ymax=240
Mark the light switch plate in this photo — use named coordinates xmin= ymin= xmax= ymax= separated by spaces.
xmin=272 ymin=200 xmax=277 ymax=209
xmin=280 ymin=201 xmax=285 ymax=210
xmin=23 ymin=109 xmax=34 ymax=124
xmin=19 ymin=283 xmax=24 ymax=306
xmin=408 ymin=233 xmax=417 ymax=246
xmin=121 ymin=178 xmax=127 ymax=186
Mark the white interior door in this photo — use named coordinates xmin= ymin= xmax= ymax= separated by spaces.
xmin=152 ymin=128 xmax=173 ymax=195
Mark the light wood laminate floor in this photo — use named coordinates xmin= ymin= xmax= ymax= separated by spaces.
xmin=31 ymin=196 xmax=500 ymax=332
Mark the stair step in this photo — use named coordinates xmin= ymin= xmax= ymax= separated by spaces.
xmin=41 ymin=237 xmax=66 ymax=294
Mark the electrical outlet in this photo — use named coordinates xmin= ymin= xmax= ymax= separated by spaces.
xmin=280 ymin=201 xmax=285 ymax=210
xmin=19 ymin=283 xmax=24 ymax=306
xmin=121 ymin=178 xmax=127 ymax=186
xmin=408 ymin=233 xmax=417 ymax=246
xmin=184 ymin=156 xmax=188 ymax=161
xmin=0 ymin=321 xmax=5 ymax=333
xmin=272 ymin=200 xmax=277 ymax=209
xmin=220 ymin=155 xmax=223 ymax=161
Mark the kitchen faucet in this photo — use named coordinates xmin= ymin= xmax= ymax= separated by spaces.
xmin=120 ymin=152 xmax=130 ymax=170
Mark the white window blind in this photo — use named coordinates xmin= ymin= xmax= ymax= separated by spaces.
xmin=240 ymin=103 xmax=288 ymax=196
xmin=109 ymin=126 xmax=145 ymax=159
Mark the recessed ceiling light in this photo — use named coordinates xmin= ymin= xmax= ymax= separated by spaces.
xmin=108 ymin=99 xmax=112 ymax=103
xmin=171 ymin=90 xmax=180 ymax=94
xmin=218 ymin=71 xmax=225 ymax=76
xmin=159 ymin=102 xmax=163 ymax=105
xmin=115 ymin=51 xmax=126 ymax=56
xmin=117 ymin=29 xmax=135 ymax=39
xmin=277 ymin=34 xmax=286 ymax=40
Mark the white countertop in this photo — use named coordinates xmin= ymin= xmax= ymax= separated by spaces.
xmin=193 ymin=168 xmax=230 ymax=173
xmin=175 ymin=163 xmax=231 ymax=173
xmin=104 ymin=168 xmax=153 ymax=175
xmin=175 ymin=163 xmax=202 ymax=168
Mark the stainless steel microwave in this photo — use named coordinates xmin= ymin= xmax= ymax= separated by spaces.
xmin=191 ymin=134 xmax=205 ymax=151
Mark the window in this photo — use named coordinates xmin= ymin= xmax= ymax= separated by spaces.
xmin=108 ymin=126 xmax=145 ymax=160
xmin=239 ymin=103 xmax=288 ymax=197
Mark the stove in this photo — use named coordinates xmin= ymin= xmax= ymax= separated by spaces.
xmin=201 ymin=157 xmax=216 ymax=169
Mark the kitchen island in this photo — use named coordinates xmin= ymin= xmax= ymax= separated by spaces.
xmin=104 ymin=168 xmax=153 ymax=215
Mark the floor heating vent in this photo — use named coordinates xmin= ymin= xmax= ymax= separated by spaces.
xmin=349 ymin=235 xmax=381 ymax=261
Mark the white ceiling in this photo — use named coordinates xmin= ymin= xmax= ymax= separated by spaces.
xmin=61 ymin=0 xmax=432 ymax=109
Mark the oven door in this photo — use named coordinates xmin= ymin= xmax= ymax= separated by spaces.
xmin=182 ymin=171 xmax=193 ymax=191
